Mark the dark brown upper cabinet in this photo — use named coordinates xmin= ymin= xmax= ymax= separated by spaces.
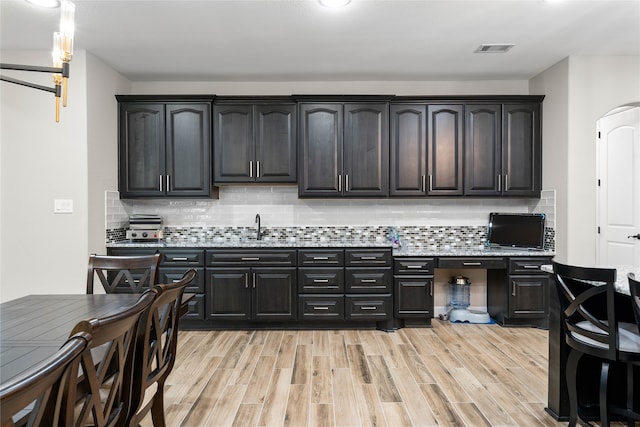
xmin=465 ymin=102 xmax=541 ymax=197
xmin=390 ymin=103 xmax=463 ymax=196
xmin=213 ymin=99 xmax=297 ymax=184
xmin=117 ymin=96 xmax=213 ymax=198
xmin=299 ymin=101 xmax=389 ymax=197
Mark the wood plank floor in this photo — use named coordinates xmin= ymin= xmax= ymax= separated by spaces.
xmin=139 ymin=321 xmax=622 ymax=426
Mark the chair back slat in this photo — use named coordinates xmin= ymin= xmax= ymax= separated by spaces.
xmin=87 ymin=254 xmax=162 ymax=294
xmin=126 ymin=269 xmax=197 ymax=426
xmin=628 ymin=272 xmax=640 ymax=328
xmin=553 ymin=261 xmax=618 ymax=359
xmin=63 ymin=291 xmax=155 ymax=427
xmin=0 ymin=333 xmax=90 ymax=427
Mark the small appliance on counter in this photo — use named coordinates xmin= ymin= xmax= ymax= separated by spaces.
xmin=126 ymin=214 xmax=164 ymax=241
xmin=447 ymin=276 xmax=491 ymax=324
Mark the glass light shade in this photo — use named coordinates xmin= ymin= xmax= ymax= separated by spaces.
xmin=25 ymin=0 xmax=60 ymax=8
xmin=59 ymin=0 xmax=75 ymax=61
xmin=319 ymin=0 xmax=351 ymax=8
xmin=52 ymin=32 xmax=62 ymax=68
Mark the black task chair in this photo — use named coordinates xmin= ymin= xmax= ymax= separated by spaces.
xmin=86 ymin=253 xmax=162 ymax=294
xmin=553 ymin=262 xmax=640 ymax=427
xmin=0 ymin=333 xmax=90 ymax=427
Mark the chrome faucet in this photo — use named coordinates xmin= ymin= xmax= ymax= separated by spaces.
xmin=255 ymin=214 xmax=262 ymax=240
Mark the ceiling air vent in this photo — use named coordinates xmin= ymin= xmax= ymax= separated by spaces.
xmin=474 ymin=44 xmax=515 ymax=53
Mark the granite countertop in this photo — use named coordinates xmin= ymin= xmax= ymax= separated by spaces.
xmin=108 ymin=239 xmax=555 ymax=257
xmin=541 ymin=264 xmax=639 ymax=295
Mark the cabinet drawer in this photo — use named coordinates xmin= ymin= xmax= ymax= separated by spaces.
xmin=206 ymin=250 xmax=296 ymax=266
xmin=438 ymin=257 xmax=507 ymax=269
xmin=158 ymin=267 xmax=204 ymax=293
xmin=298 ymin=249 xmax=344 ymax=266
xmin=345 ymin=295 xmax=392 ymax=320
xmin=298 ymin=268 xmax=344 ymax=293
xmin=181 ymin=294 xmax=205 ymax=321
xmin=345 ymin=249 xmax=392 ymax=266
xmin=161 ymin=250 xmax=204 ymax=266
xmin=394 ymin=258 xmax=435 ymax=275
xmin=345 ymin=268 xmax=392 ymax=293
xmin=299 ymin=296 xmax=345 ymax=320
xmin=509 ymin=258 xmax=551 ymax=275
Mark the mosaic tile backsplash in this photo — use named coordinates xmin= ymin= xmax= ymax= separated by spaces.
xmin=105 ymin=188 xmax=556 ymax=250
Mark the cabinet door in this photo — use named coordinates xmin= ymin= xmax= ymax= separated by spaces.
xmin=503 ymin=103 xmax=541 ymax=196
xmin=509 ymin=275 xmax=548 ymax=318
xmin=253 ymin=268 xmax=297 ymax=321
xmin=464 ymin=104 xmax=502 ymax=195
xmin=206 ymin=268 xmax=251 ymax=320
xmin=118 ymin=103 xmax=166 ymax=197
xmin=394 ymin=277 xmax=433 ymax=318
xmin=255 ymin=104 xmax=297 ymax=183
xmin=427 ymin=104 xmax=463 ymax=195
xmin=343 ymin=103 xmax=389 ymax=196
xmin=214 ymin=104 xmax=254 ymax=183
xmin=299 ymin=103 xmax=343 ymax=197
xmin=390 ymin=104 xmax=427 ymax=196
xmin=166 ymin=103 xmax=211 ymax=196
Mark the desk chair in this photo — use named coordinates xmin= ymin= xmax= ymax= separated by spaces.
xmin=62 ymin=291 xmax=156 ymax=427
xmin=553 ymin=262 xmax=640 ymax=427
xmin=0 ymin=333 xmax=90 ymax=427
xmin=86 ymin=253 xmax=162 ymax=294
xmin=126 ymin=269 xmax=197 ymax=427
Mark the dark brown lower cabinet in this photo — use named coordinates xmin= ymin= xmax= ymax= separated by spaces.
xmin=393 ymin=257 xmax=435 ymax=327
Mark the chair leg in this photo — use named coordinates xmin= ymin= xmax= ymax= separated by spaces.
xmin=150 ymin=381 xmax=167 ymax=427
xmin=599 ymin=361 xmax=610 ymax=427
xmin=566 ymin=349 xmax=582 ymax=427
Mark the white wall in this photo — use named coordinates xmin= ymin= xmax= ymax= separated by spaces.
xmin=531 ymin=55 xmax=640 ymax=265
xmin=0 ymin=50 xmax=89 ymax=302
xmin=86 ymin=53 xmax=131 ymax=256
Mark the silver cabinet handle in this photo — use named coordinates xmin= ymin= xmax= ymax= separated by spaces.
xmin=421 ymin=175 xmax=426 ymax=192
xmin=406 ymin=265 xmax=423 ymax=269
xmin=313 ymin=256 xmax=329 ymax=260
xmin=497 ymin=175 xmax=501 ymax=192
xmin=512 ymin=281 xmax=516 ymax=296
xmin=360 ymin=279 xmax=377 ymax=283
xmin=522 ymin=265 xmax=540 ymax=269
xmin=249 ymin=161 xmax=253 ymax=178
xmin=338 ymin=174 xmax=342 ymax=192
xmin=166 ymin=175 xmax=170 ymax=191
xmin=253 ymin=272 xmax=256 ymax=288
xmin=313 ymin=279 xmax=330 ymax=283
xmin=313 ymin=306 xmax=329 ymax=310
xmin=430 ymin=280 xmax=433 ymax=297
xmin=463 ymin=262 xmax=482 ymax=266
xmin=345 ymin=174 xmax=349 ymax=192
xmin=172 ymin=279 xmax=181 ymax=283
xmin=256 ymin=161 xmax=260 ymax=178
xmin=159 ymin=175 xmax=163 ymax=192
xmin=171 ymin=257 xmax=188 ymax=261
xmin=429 ymin=175 xmax=433 ymax=192
xmin=245 ymin=273 xmax=249 ymax=289
xmin=505 ymin=174 xmax=508 ymax=191
xmin=241 ymin=257 xmax=260 ymax=261
xmin=360 ymin=256 xmax=377 ymax=260
xmin=361 ymin=306 xmax=377 ymax=310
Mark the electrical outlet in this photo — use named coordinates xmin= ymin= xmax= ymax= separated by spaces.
xmin=54 ymin=199 xmax=73 ymax=214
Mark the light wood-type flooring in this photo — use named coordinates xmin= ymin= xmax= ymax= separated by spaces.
xmin=141 ymin=320 xmax=625 ymax=426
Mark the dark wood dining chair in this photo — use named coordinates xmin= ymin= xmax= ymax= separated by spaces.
xmin=0 ymin=333 xmax=90 ymax=427
xmin=126 ymin=269 xmax=197 ymax=427
xmin=629 ymin=273 xmax=640 ymax=328
xmin=553 ymin=262 xmax=640 ymax=427
xmin=86 ymin=253 xmax=162 ymax=294
xmin=61 ymin=290 xmax=156 ymax=427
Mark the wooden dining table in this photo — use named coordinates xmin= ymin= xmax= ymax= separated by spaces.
xmin=0 ymin=293 xmax=193 ymax=383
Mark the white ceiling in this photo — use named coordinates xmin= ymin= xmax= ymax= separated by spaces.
xmin=1 ymin=0 xmax=639 ymax=82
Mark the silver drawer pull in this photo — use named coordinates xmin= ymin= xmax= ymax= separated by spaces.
xmin=361 ymin=306 xmax=377 ymax=310
xmin=171 ymin=257 xmax=188 ymax=261
xmin=172 ymin=280 xmax=180 ymax=283
xmin=313 ymin=306 xmax=329 ymax=310
xmin=360 ymin=279 xmax=377 ymax=283
xmin=463 ymin=262 xmax=482 ymax=266
xmin=406 ymin=265 xmax=423 ymax=269
xmin=241 ymin=257 xmax=260 ymax=261
xmin=313 ymin=256 xmax=329 ymax=260
xmin=360 ymin=256 xmax=377 ymax=260
xmin=313 ymin=279 xmax=330 ymax=283
xmin=522 ymin=265 xmax=540 ymax=269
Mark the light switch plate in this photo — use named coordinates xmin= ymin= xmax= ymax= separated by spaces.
xmin=54 ymin=199 xmax=73 ymax=214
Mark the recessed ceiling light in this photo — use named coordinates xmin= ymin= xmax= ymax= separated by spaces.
xmin=474 ymin=44 xmax=515 ymax=53
xmin=319 ymin=0 xmax=351 ymax=8
xmin=25 ymin=0 xmax=60 ymax=7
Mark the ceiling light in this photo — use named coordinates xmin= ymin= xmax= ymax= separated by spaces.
xmin=474 ymin=44 xmax=515 ymax=53
xmin=319 ymin=0 xmax=351 ymax=8
xmin=25 ymin=0 xmax=60 ymax=8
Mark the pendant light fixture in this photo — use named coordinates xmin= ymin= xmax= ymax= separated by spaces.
xmin=0 ymin=0 xmax=75 ymax=122
xmin=319 ymin=0 xmax=351 ymax=8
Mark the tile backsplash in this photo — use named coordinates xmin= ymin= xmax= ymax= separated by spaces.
xmin=106 ymin=187 xmax=556 ymax=249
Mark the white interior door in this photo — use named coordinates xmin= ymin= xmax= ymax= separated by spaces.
xmin=597 ymin=106 xmax=640 ymax=266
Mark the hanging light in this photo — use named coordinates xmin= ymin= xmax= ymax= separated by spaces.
xmin=319 ymin=0 xmax=351 ymax=8
xmin=0 ymin=0 xmax=75 ymax=123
